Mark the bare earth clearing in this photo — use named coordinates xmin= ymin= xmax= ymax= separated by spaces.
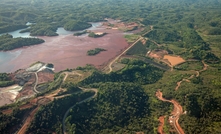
xmin=0 ymin=85 xmax=22 ymax=106
xmin=0 ymin=63 xmax=54 ymax=107
xmin=6 ymin=70 xmax=97 ymax=134
xmin=163 ymin=55 xmax=186 ymax=66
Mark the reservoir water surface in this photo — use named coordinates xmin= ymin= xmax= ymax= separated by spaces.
xmin=0 ymin=22 xmax=129 ymax=73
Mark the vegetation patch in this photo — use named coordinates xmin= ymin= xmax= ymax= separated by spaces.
xmin=64 ymin=21 xmax=92 ymax=31
xmin=26 ymin=92 xmax=95 ymax=134
xmin=80 ymin=59 xmax=164 ymax=85
xmin=29 ymin=23 xmax=58 ymax=36
xmin=206 ymin=27 xmax=221 ymax=35
xmin=87 ymin=48 xmax=106 ymax=56
xmin=0 ymin=34 xmax=44 ymax=51
xmin=65 ymin=83 xmax=152 ymax=134
xmin=145 ymin=29 xmax=181 ymax=44
xmin=124 ymin=34 xmax=140 ymax=43
xmin=73 ymin=30 xmax=87 ymax=36
xmin=0 ymin=73 xmax=14 ymax=87
xmin=174 ymin=61 xmax=203 ymax=71
xmin=126 ymin=41 xmax=147 ymax=55
xmin=88 ymin=32 xmax=107 ymax=38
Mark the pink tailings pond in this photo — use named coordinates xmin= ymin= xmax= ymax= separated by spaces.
xmin=0 ymin=24 xmax=129 ymax=73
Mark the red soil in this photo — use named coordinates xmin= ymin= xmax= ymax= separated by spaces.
xmin=163 ymin=55 xmax=185 ymax=66
xmin=149 ymin=50 xmax=168 ymax=59
xmin=156 ymin=90 xmax=185 ymax=134
xmin=16 ymin=73 xmax=36 ymax=99
xmin=158 ymin=116 xmax=165 ymax=134
xmin=37 ymin=71 xmax=54 ymax=84
xmin=17 ymin=107 xmax=39 ymax=134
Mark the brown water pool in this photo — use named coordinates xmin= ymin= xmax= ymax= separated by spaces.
xmin=0 ymin=29 xmax=129 ymax=73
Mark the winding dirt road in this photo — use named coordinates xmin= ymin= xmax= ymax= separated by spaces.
xmin=33 ymin=65 xmax=54 ymax=93
xmin=16 ymin=69 xmax=97 ymax=134
xmin=156 ymin=91 xmax=184 ymax=134
xmin=157 ymin=60 xmax=209 ymax=133
xmin=175 ymin=60 xmax=208 ymax=91
xmin=16 ymin=70 xmax=77 ymax=134
xmin=62 ymin=87 xmax=98 ymax=134
xmin=63 ymin=71 xmax=82 ymax=82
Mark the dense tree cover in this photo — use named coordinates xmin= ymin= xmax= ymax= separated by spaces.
xmin=60 ymin=82 xmax=82 ymax=95
xmin=27 ymin=91 xmax=95 ymax=134
xmin=0 ymin=0 xmax=219 ymax=36
xmin=65 ymin=83 xmax=153 ymax=134
xmin=0 ymin=25 xmax=27 ymax=34
xmin=0 ymin=34 xmax=44 ymax=51
xmin=80 ymin=59 xmax=164 ymax=86
xmin=207 ymin=27 xmax=221 ymax=35
xmin=87 ymin=48 xmax=106 ymax=56
xmin=145 ymin=39 xmax=158 ymax=50
xmin=0 ymin=108 xmax=32 ymax=134
xmin=0 ymin=73 xmax=14 ymax=87
xmin=0 ymin=73 xmax=10 ymax=81
xmin=145 ymin=29 xmax=181 ymax=43
xmin=64 ymin=21 xmax=92 ymax=31
xmin=144 ymin=26 xmax=220 ymax=62
xmin=29 ymin=23 xmax=58 ymax=36
xmin=178 ymin=86 xmax=221 ymax=134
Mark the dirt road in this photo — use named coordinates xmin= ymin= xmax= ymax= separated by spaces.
xmin=158 ymin=116 xmax=166 ymax=134
xmin=17 ymin=107 xmax=39 ymax=134
xmin=63 ymin=71 xmax=82 ymax=81
xmin=107 ymin=26 xmax=153 ymax=73
xmin=156 ymin=91 xmax=185 ymax=134
xmin=107 ymin=37 xmax=143 ymax=73
xmin=15 ymin=70 xmax=81 ymax=134
xmin=175 ymin=60 xmax=208 ymax=91
xmin=62 ymin=87 xmax=98 ymax=134
xmin=33 ymin=65 xmax=53 ymax=93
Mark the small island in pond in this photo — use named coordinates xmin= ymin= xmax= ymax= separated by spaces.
xmin=87 ymin=48 xmax=106 ymax=56
xmin=88 ymin=32 xmax=107 ymax=38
